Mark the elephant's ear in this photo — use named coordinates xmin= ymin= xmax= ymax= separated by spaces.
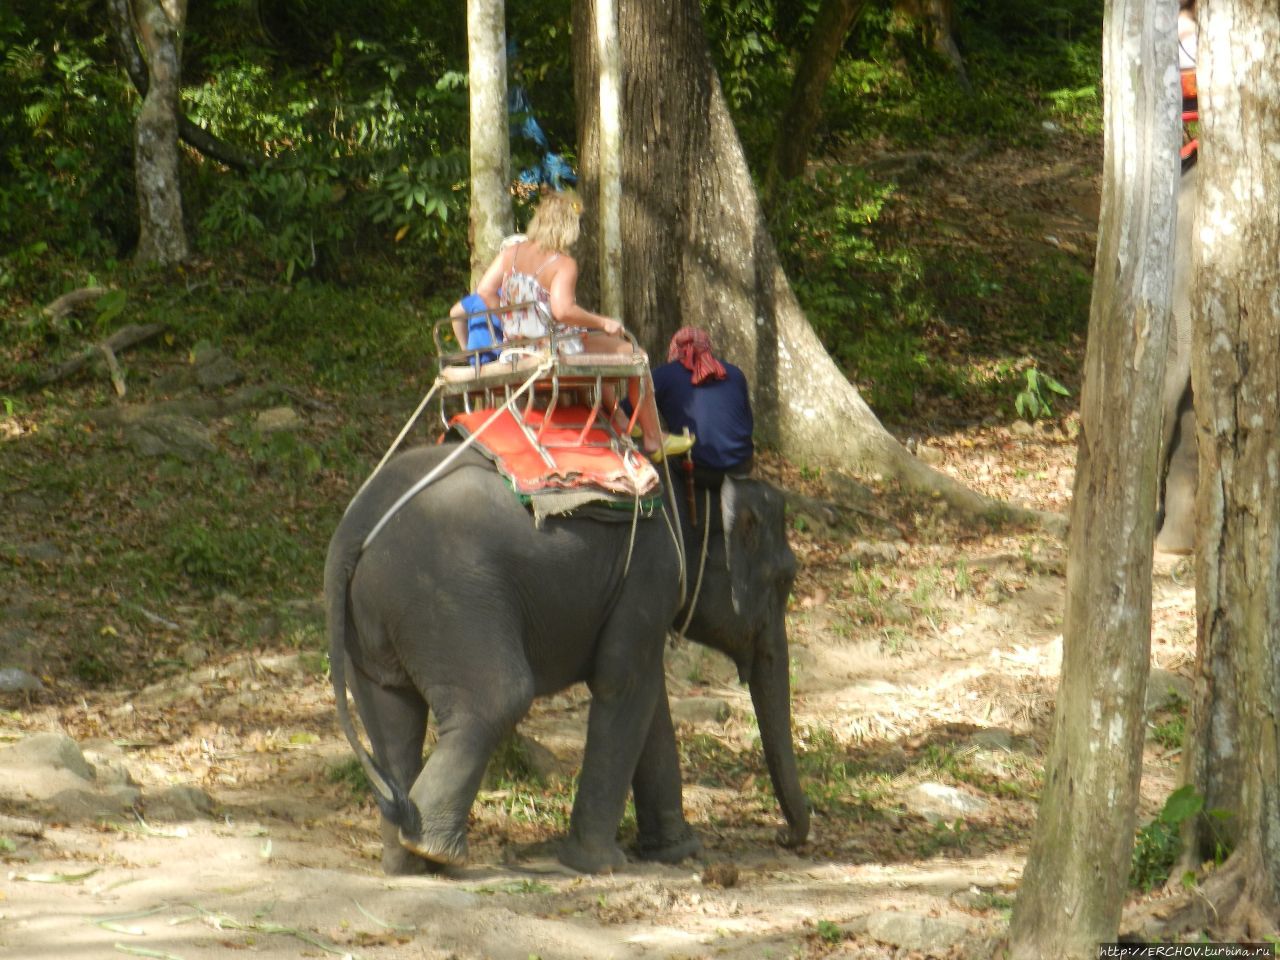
xmin=721 ymin=476 xmax=759 ymax=617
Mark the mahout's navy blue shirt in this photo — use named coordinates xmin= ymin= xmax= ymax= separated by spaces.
xmin=651 ymin=360 xmax=754 ymax=472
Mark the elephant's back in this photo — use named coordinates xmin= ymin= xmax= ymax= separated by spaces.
xmin=345 ymin=443 xmax=514 ymax=528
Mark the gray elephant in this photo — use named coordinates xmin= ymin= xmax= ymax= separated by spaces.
xmin=1156 ymin=162 xmax=1197 ymax=555
xmin=324 ymin=443 xmax=809 ymax=875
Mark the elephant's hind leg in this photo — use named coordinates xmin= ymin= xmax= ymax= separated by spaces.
xmin=400 ymin=667 xmax=535 ymax=868
xmin=1156 ymin=394 xmax=1197 ymax=556
xmin=346 ymin=660 xmax=432 ymax=875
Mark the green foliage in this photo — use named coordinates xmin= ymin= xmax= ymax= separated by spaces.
xmin=701 ymin=0 xmax=790 ymax=110
xmin=769 ymin=153 xmax=1090 ymax=420
xmin=164 ymin=516 xmax=305 ymax=597
xmin=1150 ymin=712 xmax=1186 ymax=751
xmin=188 ymin=28 xmax=472 ymax=277
xmin=0 ymin=5 xmax=136 ymax=259
xmin=1130 ymin=785 xmax=1203 ymax=892
xmin=816 ymin=919 xmax=844 ymax=944
xmin=487 ymin=735 xmax=546 ymax=789
xmin=71 ymin=652 xmax=119 ymax=686
xmin=328 ymin=757 xmax=372 ymax=798
xmin=1014 ymin=367 xmax=1070 ymax=422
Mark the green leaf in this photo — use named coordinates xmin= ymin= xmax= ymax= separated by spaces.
xmin=1160 ymin=784 xmax=1204 ymax=825
xmin=95 ymin=289 xmax=127 ymax=326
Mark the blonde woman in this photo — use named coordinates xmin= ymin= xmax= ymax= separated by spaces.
xmin=467 ymin=191 xmax=693 ymax=461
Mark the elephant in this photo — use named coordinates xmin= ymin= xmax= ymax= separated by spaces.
xmin=1155 ymin=161 xmax=1197 ymax=555
xmin=324 ymin=443 xmax=810 ymax=875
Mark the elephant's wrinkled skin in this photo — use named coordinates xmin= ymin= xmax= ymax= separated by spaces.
xmin=1156 ymin=162 xmax=1197 ymax=555
xmin=325 ymin=444 xmax=809 ymax=875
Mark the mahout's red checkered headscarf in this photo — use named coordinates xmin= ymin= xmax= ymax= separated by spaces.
xmin=667 ymin=327 xmax=727 ymax=385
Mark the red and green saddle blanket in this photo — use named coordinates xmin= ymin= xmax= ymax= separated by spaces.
xmin=450 ymin=405 xmax=661 ymax=510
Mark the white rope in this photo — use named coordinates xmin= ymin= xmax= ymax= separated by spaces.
xmin=673 ymin=486 xmax=711 ymax=643
xmin=344 ymin=381 xmax=443 ymax=516
xmin=359 ymin=359 xmax=555 ymax=552
xmin=621 ymin=485 xmax=642 ymax=579
xmin=654 ymin=455 xmax=687 ymax=607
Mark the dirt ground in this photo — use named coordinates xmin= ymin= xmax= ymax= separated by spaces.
xmin=0 ymin=415 xmax=1198 ymax=960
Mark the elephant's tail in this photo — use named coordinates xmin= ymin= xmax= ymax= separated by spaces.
xmin=325 ymin=540 xmax=421 ymax=838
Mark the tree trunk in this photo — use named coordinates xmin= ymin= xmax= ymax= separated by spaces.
xmin=764 ymin=0 xmax=871 ymax=198
xmin=467 ymin=0 xmax=513 ymax=279
xmin=895 ymin=0 xmax=969 ymax=87
xmin=107 ymin=0 xmax=260 ymax=173
xmin=571 ymin=0 xmax=1020 ymax=520
xmin=131 ymin=0 xmax=189 ymax=265
xmin=594 ymin=0 xmax=624 ymax=316
xmin=1174 ymin=0 xmax=1280 ymax=927
xmin=1006 ymin=0 xmax=1180 ymax=956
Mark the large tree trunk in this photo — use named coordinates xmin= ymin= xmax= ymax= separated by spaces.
xmin=895 ymin=0 xmax=969 ymax=87
xmin=763 ymin=0 xmax=871 ymax=199
xmin=131 ymin=0 xmax=189 ymax=265
xmin=572 ymin=0 xmax=1016 ymax=519
xmin=467 ymin=0 xmax=512 ymax=278
xmin=1161 ymin=0 xmax=1280 ymax=933
xmin=1006 ymin=0 xmax=1180 ymax=956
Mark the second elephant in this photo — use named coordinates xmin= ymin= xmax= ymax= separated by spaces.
xmin=1156 ymin=162 xmax=1197 ymax=555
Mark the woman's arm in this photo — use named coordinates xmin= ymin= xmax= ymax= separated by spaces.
xmin=548 ymin=259 xmax=622 ymax=336
xmin=473 ymin=250 xmax=507 ymax=309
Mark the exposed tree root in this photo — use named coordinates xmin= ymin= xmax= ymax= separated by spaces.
xmin=1122 ymin=854 xmax=1279 ymax=942
xmin=40 ymin=287 xmax=109 ymax=326
xmin=0 ymin=814 xmax=45 ymax=838
xmin=83 ymin=384 xmax=274 ymax=426
xmin=38 ymin=322 xmax=166 ymax=388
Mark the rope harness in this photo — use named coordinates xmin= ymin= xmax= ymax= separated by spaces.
xmin=356 ymin=358 xmax=555 ymax=552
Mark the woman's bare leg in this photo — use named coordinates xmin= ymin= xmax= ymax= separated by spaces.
xmin=582 ymin=333 xmax=663 ymax=452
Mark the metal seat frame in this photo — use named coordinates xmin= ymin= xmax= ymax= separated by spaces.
xmin=432 ymin=303 xmax=651 ymax=468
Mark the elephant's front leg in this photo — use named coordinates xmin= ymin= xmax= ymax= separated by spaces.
xmin=631 ymin=681 xmax=700 ymax=864
xmin=561 ymin=644 xmax=665 ymax=873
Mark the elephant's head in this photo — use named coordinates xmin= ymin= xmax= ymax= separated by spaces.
xmin=681 ymin=476 xmax=809 ymax=848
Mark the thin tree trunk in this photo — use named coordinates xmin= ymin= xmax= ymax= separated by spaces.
xmin=1006 ymin=0 xmax=1180 ymax=955
xmin=572 ymin=0 xmax=1025 ymax=521
xmin=594 ymin=0 xmax=623 ymax=316
xmin=467 ymin=0 xmax=513 ymax=280
xmin=1171 ymin=0 xmax=1280 ymax=931
xmin=764 ymin=0 xmax=870 ymax=199
xmin=131 ymin=0 xmax=189 ymax=265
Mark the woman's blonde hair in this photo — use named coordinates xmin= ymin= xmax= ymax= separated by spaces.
xmin=525 ymin=190 xmax=581 ymax=254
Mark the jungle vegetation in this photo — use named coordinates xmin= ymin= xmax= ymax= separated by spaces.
xmin=1 ymin=0 xmax=1104 ymax=421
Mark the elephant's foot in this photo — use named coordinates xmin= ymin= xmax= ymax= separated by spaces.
xmin=635 ymin=827 xmax=701 ymax=865
xmin=558 ymin=836 xmax=628 ymax=874
xmin=399 ymin=826 xmax=468 ymax=868
xmin=1155 ymin=520 xmax=1194 ymax=556
xmin=377 ymin=818 xmax=437 ymax=875
xmin=382 ymin=843 xmax=439 ymax=876
xmin=1155 ymin=502 xmax=1195 ymax=556
xmin=1156 ymin=485 xmax=1196 ymax=556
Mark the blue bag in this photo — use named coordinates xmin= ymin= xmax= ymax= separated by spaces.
xmin=461 ymin=293 xmax=502 ymax=365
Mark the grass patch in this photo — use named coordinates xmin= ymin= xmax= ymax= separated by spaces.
xmin=328 ymin=758 xmax=372 ymax=799
xmin=1130 ymin=785 xmax=1202 ymax=892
